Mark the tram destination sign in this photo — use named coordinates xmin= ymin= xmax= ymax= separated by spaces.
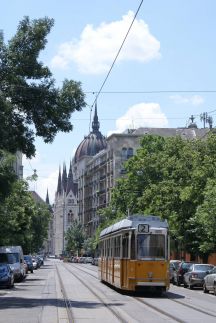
xmin=138 ymin=224 xmax=149 ymax=233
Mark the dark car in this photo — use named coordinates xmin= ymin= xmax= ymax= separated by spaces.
xmin=24 ymin=255 xmax=34 ymax=273
xmin=173 ymin=261 xmax=195 ymax=286
xmin=184 ymin=263 xmax=214 ymax=289
xmin=0 ymin=263 xmax=14 ymax=288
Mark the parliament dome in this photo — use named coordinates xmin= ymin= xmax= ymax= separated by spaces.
xmin=74 ymin=104 xmax=107 ymax=163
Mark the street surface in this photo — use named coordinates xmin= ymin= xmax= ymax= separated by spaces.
xmin=0 ymin=259 xmax=216 ymax=323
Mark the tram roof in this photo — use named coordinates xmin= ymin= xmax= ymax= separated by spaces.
xmin=99 ymin=214 xmax=168 ymax=238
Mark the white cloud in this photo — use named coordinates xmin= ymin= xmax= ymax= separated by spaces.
xmin=23 ymin=154 xmax=58 ymax=204
xmin=169 ymin=95 xmax=204 ymax=106
xmin=27 ymin=169 xmax=58 ymax=205
xmin=51 ymin=11 xmax=161 ymax=74
xmin=107 ymin=103 xmax=168 ymax=136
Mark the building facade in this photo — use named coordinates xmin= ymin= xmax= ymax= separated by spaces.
xmin=53 ymin=162 xmax=78 ymax=256
xmin=52 ymin=104 xmax=210 ymax=255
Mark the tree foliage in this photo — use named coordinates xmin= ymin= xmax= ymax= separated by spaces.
xmin=65 ymin=220 xmax=85 ymax=255
xmin=107 ymin=133 xmax=216 ymax=259
xmin=0 ymin=178 xmax=50 ymax=253
xmin=0 ymin=150 xmax=17 ymax=202
xmin=0 ymin=16 xmax=86 ymax=158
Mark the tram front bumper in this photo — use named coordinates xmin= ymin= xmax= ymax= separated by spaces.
xmin=136 ymin=282 xmax=166 ymax=286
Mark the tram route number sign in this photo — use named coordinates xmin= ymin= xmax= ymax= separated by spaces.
xmin=138 ymin=224 xmax=149 ymax=233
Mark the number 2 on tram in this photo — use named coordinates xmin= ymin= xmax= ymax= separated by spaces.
xmin=98 ymin=214 xmax=170 ymax=293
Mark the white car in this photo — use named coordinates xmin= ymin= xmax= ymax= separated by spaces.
xmin=203 ymin=266 xmax=216 ymax=295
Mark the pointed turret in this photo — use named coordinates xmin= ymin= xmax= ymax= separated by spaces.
xmin=66 ymin=161 xmax=78 ymax=196
xmin=92 ymin=102 xmax=100 ymax=133
xmin=46 ymin=189 xmax=50 ymax=205
xmin=62 ymin=163 xmax=67 ymax=192
xmin=57 ymin=166 xmax=62 ymax=195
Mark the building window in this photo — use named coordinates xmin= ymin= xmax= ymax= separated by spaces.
xmin=127 ymin=147 xmax=133 ymax=158
xmin=67 ymin=210 xmax=73 ymax=223
xmin=121 ymin=147 xmax=127 ymax=160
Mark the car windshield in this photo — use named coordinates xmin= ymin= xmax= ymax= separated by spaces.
xmin=0 ymin=253 xmax=19 ymax=264
xmin=182 ymin=262 xmax=192 ymax=269
xmin=24 ymin=256 xmax=32 ymax=261
xmin=194 ymin=264 xmax=214 ymax=271
xmin=137 ymin=234 xmax=165 ymax=259
xmin=171 ymin=262 xmax=180 ymax=269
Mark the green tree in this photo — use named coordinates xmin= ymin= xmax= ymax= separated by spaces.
xmin=82 ymin=237 xmax=95 ymax=256
xmin=0 ymin=16 xmax=86 ymax=158
xmin=0 ymin=180 xmax=33 ymax=247
xmin=109 ymin=133 xmax=216 ymax=259
xmin=28 ymin=202 xmax=50 ymax=253
xmin=193 ymin=178 xmax=216 ymax=258
xmin=0 ymin=177 xmax=51 ymax=253
xmin=65 ymin=221 xmax=85 ymax=256
xmin=0 ymin=150 xmax=17 ymax=202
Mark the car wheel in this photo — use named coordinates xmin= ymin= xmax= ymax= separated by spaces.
xmin=183 ymin=282 xmax=187 ymax=288
xmin=203 ymin=283 xmax=209 ymax=293
xmin=213 ymin=283 xmax=216 ymax=296
xmin=176 ymin=279 xmax=181 ymax=286
xmin=189 ymin=282 xmax=193 ymax=289
xmin=31 ymin=269 xmax=33 ymax=273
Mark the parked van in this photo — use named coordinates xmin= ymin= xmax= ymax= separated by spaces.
xmin=0 ymin=246 xmax=26 ymax=281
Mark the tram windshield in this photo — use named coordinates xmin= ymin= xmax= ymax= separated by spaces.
xmin=137 ymin=234 xmax=165 ymax=259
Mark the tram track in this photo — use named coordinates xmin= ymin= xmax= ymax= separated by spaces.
xmin=55 ymin=263 xmax=75 ymax=323
xmin=166 ymin=292 xmax=216 ymax=318
xmin=134 ymin=297 xmax=184 ymax=323
xmin=64 ymin=263 xmax=216 ymax=322
xmin=62 ymin=263 xmax=131 ymax=323
xmin=64 ymin=263 xmax=182 ymax=322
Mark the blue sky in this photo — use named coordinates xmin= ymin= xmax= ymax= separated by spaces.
xmin=1 ymin=0 xmax=216 ymax=203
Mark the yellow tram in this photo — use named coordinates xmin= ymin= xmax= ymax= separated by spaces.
xmin=98 ymin=214 xmax=170 ymax=293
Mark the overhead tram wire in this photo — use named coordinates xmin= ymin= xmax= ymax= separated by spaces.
xmin=86 ymin=90 xmax=216 ymax=94
xmin=90 ymin=0 xmax=144 ymax=109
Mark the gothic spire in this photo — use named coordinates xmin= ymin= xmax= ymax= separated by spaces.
xmin=46 ymin=188 xmax=50 ymax=205
xmin=66 ymin=161 xmax=77 ymax=196
xmin=62 ymin=163 xmax=67 ymax=192
xmin=57 ymin=166 xmax=62 ymax=195
xmin=92 ymin=102 xmax=100 ymax=133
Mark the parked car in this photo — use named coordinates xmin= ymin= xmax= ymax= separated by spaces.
xmin=0 ymin=246 xmax=26 ymax=281
xmin=91 ymin=257 xmax=99 ymax=266
xmin=183 ymin=263 xmax=214 ymax=289
xmin=84 ymin=257 xmax=93 ymax=264
xmin=0 ymin=263 xmax=14 ymax=288
xmin=203 ymin=266 xmax=216 ymax=295
xmin=173 ymin=261 xmax=195 ymax=286
xmin=32 ymin=257 xmax=39 ymax=270
xmin=36 ymin=255 xmax=43 ymax=267
xmin=24 ymin=255 xmax=34 ymax=273
xmin=169 ymin=260 xmax=181 ymax=283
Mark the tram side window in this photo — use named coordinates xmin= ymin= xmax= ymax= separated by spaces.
xmin=122 ymin=233 xmax=129 ymax=258
xmin=105 ymin=240 xmax=107 ymax=257
xmin=99 ymin=242 xmax=103 ymax=257
xmin=106 ymin=239 xmax=111 ymax=258
xmin=111 ymin=237 xmax=114 ymax=257
xmin=131 ymin=232 xmax=135 ymax=259
xmin=114 ymin=236 xmax=120 ymax=257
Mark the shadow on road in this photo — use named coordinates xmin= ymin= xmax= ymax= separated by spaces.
xmin=0 ymin=297 xmax=124 ymax=310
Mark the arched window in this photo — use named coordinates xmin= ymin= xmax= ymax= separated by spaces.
xmin=67 ymin=210 xmax=73 ymax=224
xmin=121 ymin=147 xmax=127 ymax=160
xmin=127 ymin=147 xmax=133 ymax=158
